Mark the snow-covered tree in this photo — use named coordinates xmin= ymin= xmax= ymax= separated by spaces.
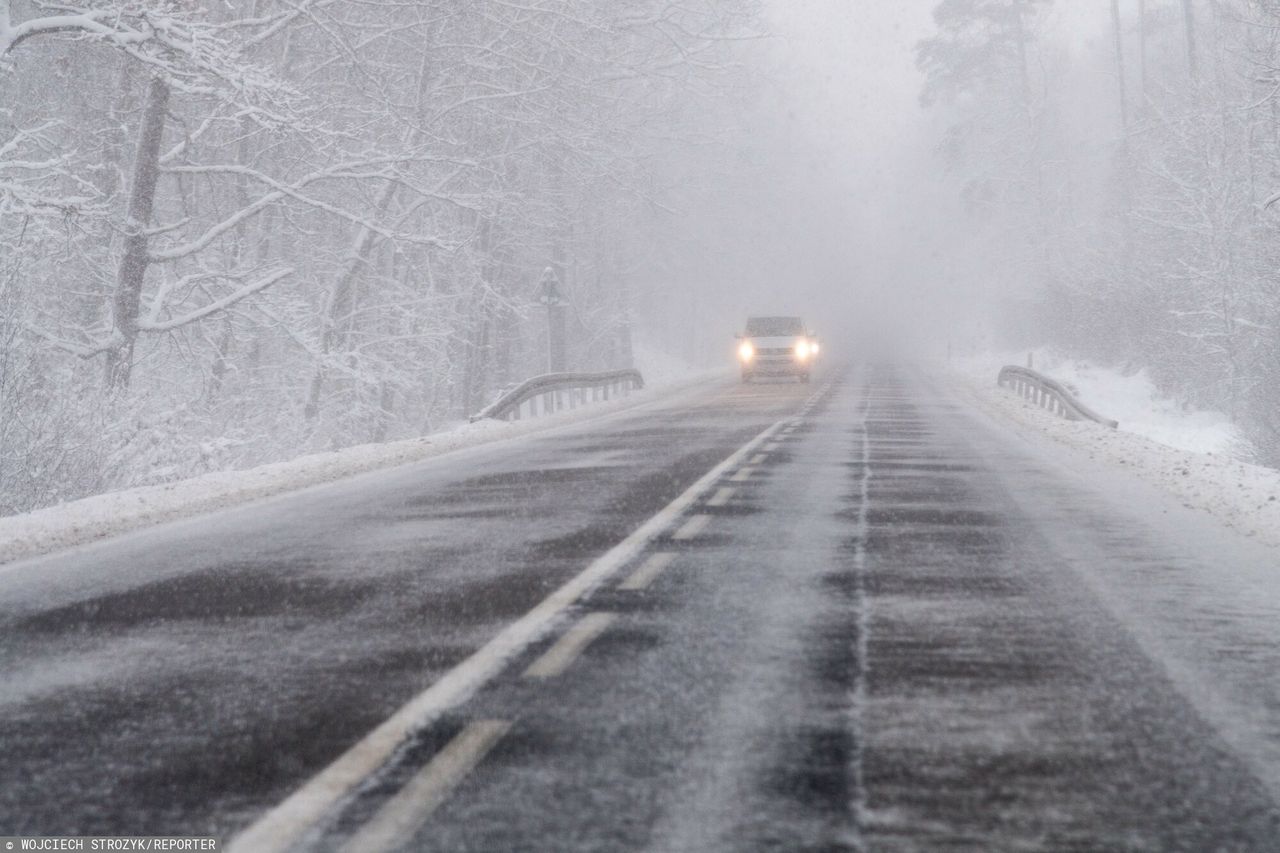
xmin=0 ymin=0 xmax=762 ymax=513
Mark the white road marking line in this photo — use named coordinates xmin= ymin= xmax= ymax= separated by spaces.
xmin=706 ymin=487 xmax=735 ymax=507
xmin=524 ymin=612 xmax=617 ymax=678
xmin=848 ymin=372 xmax=872 ymax=849
xmin=619 ymin=552 xmax=677 ymax=591
xmin=672 ymin=514 xmax=712 ymax=541
xmin=339 ymin=720 xmax=510 ymax=853
xmin=226 ymin=412 xmax=790 ymax=853
xmin=749 ymin=453 xmax=767 ymax=465
xmin=763 ymin=442 xmax=781 ymax=452
xmin=729 ymin=467 xmax=754 ymax=482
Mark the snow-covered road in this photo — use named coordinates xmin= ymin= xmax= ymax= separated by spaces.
xmin=2 ymin=364 xmax=1279 ymax=850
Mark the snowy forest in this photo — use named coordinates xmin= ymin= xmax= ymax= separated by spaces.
xmin=0 ymin=0 xmax=761 ymax=515
xmin=6 ymin=0 xmax=1280 ymax=517
xmin=918 ymin=0 xmax=1280 ymax=465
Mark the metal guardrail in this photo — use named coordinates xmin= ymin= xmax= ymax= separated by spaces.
xmin=997 ymin=365 xmax=1119 ymax=429
xmin=470 ymin=368 xmax=645 ymax=422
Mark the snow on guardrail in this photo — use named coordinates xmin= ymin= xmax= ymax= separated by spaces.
xmin=997 ymin=365 xmax=1119 ymax=429
xmin=950 ymin=365 xmax=1280 ymax=550
xmin=471 ymin=369 xmax=644 ymax=422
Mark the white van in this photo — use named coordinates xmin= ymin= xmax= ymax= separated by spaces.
xmin=736 ymin=316 xmax=818 ymax=383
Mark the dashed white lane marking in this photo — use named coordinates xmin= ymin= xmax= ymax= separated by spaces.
xmin=749 ymin=453 xmax=768 ymax=465
xmin=763 ymin=442 xmax=781 ymax=452
xmin=706 ymin=487 xmax=735 ymax=507
xmin=619 ymin=552 xmax=678 ymax=591
xmin=339 ymin=720 xmax=510 ymax=853
xmin=226 ymin=413 xmax=789 ymax=853
xmin=729 ymin=467 xmax=754 ymax=483
xmin=524 ymin=612 xmax=617 ymax=678
xmin=226 ymin=379 xmax=844 ymax=850
xmin=672 ymin=514 xmax=712 ymax=541
xmin=848 ymin=375 xmax=872 ymax=846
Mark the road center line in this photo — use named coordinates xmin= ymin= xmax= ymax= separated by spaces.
xmin=338 ymin=720 xmax=510 ymax=853
xmin=848 ymin=375 xmax=872 ymax=846
xmin=729 ymin=467 xmax=754 ymax=482
xmin=749 ymin=453 xmax=768 ymax=465
xmin=524 ymin=612 xmax=617 ymax=678
xmin=706 ymin=487 xmax=735 ymax=508
xmin=225 ymin=409 xmax=792 ymax=853
xmin=672 ymin=514 xmax=712 ymax=541
xmin=763 ymin=442 xmax=781 ymax=452
xmin=620 ymin=552 xmax=677 ymax=591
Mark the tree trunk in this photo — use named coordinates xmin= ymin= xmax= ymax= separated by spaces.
xmin=1011 ymin=7 xmax=1034 ymax=125
xmin=105 ymin=75 xmax=170 ymax=389
xmin=208 ymin=316 xmax=234 ymax=403
xmin=373 ymin=381 xmax=394 ymax=443
xmin=305 ymin=38 xmax=439 ymax=421
xmin=461 ymin=305 xmax=491 ymax=416
xmin=1137 ymin=0 xmax=1148 ymax=106
xmin=1182 ymin=0 xmax=1198 ymax=80
xmin=1111 ymin=0 xmax=1129 ymax=138
xmin=616 ymin=274 xmax=634 ymax=369
xmin=303 ymin=179 xmax=398 ymax=420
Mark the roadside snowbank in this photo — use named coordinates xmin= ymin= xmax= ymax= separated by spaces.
xmin=947 ymin=357 xmax=1280 ymax=550
xmin=0 ymin=370 xmax=725 ymax=567
xmin=953 ymin=349 xmax=1247 ymax=457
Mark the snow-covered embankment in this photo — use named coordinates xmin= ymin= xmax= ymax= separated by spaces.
xmin=0 ymin=370 xmax=724 ymax=568
xmin=949 ymin=354 xmax=1280 ymax=549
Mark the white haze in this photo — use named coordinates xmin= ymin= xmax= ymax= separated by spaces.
xmin=634 ymin=0 xmax=954 ymax=366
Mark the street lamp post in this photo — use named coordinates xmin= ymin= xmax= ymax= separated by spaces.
xmin=538 ymin=267 xmax=567 ymax=373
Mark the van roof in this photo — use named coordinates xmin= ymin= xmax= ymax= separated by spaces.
xmin=745 ymin=316 xmax=804 ymax=336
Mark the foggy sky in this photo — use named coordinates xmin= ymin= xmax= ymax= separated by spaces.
xmin=693 ymin=1 xmax=1124 ymax=362
xmin=688 ymin=0 xmax=959 ymax=361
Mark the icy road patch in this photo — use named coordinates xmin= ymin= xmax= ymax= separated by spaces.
xmin=0 ymin=371 xmax=726 ymax=568
xmin=949 ymin=357 xmax=1280 ymax=550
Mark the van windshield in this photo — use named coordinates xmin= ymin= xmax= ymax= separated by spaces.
xmin=746 ymin=317 xmax=804 ymax=337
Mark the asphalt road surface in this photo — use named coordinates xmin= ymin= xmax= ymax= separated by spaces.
xmin=4 ymin=365 xmax=1280 ymax=851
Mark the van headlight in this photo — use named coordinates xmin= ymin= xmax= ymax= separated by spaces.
xmin=738 ymin=341 xmax=754 ymax=361
xmin=795 ymin=340 xmax=811 ymax=360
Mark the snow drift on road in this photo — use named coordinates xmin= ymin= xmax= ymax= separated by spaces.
xmin=949 ymin=354 xmax=1280 ymax=550
xmin=0 ymin=370 xmax=724 ymax=568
